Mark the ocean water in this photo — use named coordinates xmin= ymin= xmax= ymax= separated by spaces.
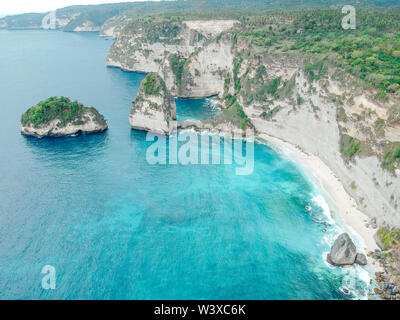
xmin=176 ymin=97 xmax=220 ymax=122
xmin=0 ymin=30 xmax=370 ymax=300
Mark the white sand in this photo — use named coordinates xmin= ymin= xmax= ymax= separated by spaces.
xmin=257 ymin=133 xmax=379 ymax=254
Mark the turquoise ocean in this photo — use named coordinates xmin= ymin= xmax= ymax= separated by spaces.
xmin=0 ymin=30 xmax=371 ymax=299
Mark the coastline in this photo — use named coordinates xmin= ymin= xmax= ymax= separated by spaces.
xmin=174 ymin=117 xmax=380 ymax=259
xmin=256 ymin=133 xmax=379 ymax=256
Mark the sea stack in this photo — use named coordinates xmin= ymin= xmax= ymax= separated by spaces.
xmin=130 ymin=72 xmax=176 ymax=135
xmin=327 ymin=233 xmax=367 ymax=266
xmin=21 ymin=96 xmax=108 ymax=137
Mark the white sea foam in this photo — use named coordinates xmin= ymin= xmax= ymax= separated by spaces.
xmin=312 ymin=194 xmax=335 ymax=225
xmin=342 ymin=266 xmax=372 ymax=300
xmin=205 ymin=97 xmax=220 ymax=109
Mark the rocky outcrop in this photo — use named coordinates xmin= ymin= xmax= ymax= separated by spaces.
xmin=355 ymin=253 xmax=368 ymax=266
xmin=178 ymin=119 xmax=251 ymax=137
xmin=21 ymin=110 xmax=108 ymax=137
xmin=130 ymin=73 xmax=176 ymax=135
xmin=237 ymin=53 xmax=400 ymax=228
xmin=327 ymin=233 xmax=358 ymax=266
xmin=70 ymin=21 xmax=100 ymax=32
xmin=100 ymin=13 xmax=133 ymax=38
xmin=106 ymin=19 xmax=238 ymax=79
xmin=327 ymin=233 xmax=369 ymax=267
xmin=107 ymin=19 xmax=208 ymax=73
xmin=370 ymin=228 xmax=400 ymax=299
xmin=21 ymin=97 xmax=108 ymax=138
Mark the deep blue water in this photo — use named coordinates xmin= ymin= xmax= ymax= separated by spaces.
xmin=0 ymin=30 xmax=370 ymax=300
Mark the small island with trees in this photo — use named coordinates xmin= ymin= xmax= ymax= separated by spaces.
xmin=21 ymin=96 xmax=108 ymax=137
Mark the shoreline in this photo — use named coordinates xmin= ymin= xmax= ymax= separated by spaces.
xmin=173 ymin=121 xmax=379 ymax=260
xmin=256 ymin=133 xmax=379 ymax=256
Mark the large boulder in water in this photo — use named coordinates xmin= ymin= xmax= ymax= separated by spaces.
xmin=327 ymin=233 xmax=357 ymax=266
xmin=355 ymin=253 xmax=367 ymax=266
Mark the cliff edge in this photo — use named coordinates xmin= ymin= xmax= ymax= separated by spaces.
xmin=130 ymin=73 xmax=176 ymax=135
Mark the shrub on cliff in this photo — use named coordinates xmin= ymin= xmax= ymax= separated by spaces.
xmin=382 ymin=144 xmax=400 ymax=172
xmin=377 ymin=227 xmax=400 ymax=251
xmin=169 ymin=54 xmax=187 ymax=87
xmin=142 ymin=73 xmax=163 ymax=95
xmin=340 ymin=135 xmax=361 ymax=160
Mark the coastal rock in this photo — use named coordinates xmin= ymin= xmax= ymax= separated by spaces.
xmin=178 ymin=119 xmax=253 ymax=137
xmin=355 ymin=253 xmax=368 ymax=266
xmin=20 ymin=97 xmax=108 ymax=138
xmin=373 ymin=249 xmax=382 ymax=259
xmin=327 ymin=233 xmax=357 ymax=266
xmin=372 ymin=228 xmax=400 ymax=300
xmin=106 ymin=19 xmax=238 ymax=76
xmin=130 ymin=73 xmax=176 ymax=135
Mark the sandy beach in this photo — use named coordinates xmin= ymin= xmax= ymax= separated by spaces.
xmin=257 ymin=133 xmax=379 ymax=255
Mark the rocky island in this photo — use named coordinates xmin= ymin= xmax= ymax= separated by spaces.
xmin=130 ymin=73 xmax=176 ymax=135
xmin=21 ymin=96 xmax=108 ymax=137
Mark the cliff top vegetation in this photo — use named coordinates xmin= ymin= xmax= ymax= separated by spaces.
xmin=21 ymin=96 xmax=106 ymax=128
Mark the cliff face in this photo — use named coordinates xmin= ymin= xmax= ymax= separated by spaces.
xmin=110 ymin=18 xmax=400 ymax=227
xmin=107 ymin=19 xmax=204 ymax=72
xmin=235 ymin=51 xmax=400 ymax=227
xmin=130 ymin=73 xmax=176 ymax=135
xmin=106 ymin=19 xmax=238 ymax=75
xmin=177 ymin=33 xmax=235 ymax=98
xmin=21 ymin=109 xmax=108 ymax=137
xmin=99 ymin=13 xmax=135 ymax=38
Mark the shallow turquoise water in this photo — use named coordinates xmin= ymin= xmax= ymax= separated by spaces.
xmin=176 ymin=97 xmax=220 ymax=122
xmin=0 ymin=30 xmax=369 ymax=299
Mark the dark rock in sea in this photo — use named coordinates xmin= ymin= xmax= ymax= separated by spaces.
xmin=327 ymin=233 xmax=357 ymax=266
xmin=355 ymin=253 xmax=368 ymax=266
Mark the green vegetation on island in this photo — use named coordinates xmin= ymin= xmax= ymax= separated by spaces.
xmin=21 ymin=96 xmax=106 ymax=128
xmin=142 ymin=73 xmax=166 ymax=95
xmin=222 ymin=94 xmax=250 ymax=130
